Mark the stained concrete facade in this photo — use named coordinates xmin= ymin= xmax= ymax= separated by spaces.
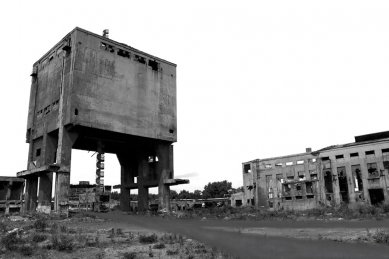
xmin=0 ymin=177 xmax=25 ymax=214
xmin=242 ymin=131 xmax=389 ymax=210
xmin=18 ymin=27 xmax=187 ymax=213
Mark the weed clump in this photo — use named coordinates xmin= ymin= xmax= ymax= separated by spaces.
xmin=31 ymin=232 xmax=47 ymax=243
xmin=122 ymin=251 xmax=137 ymax=259
xmin=33 ymin=217 xmax=48 ymax=232
xmin=139 ymin=233 xmax=158 ymax=244
xmin=153 ymin=243 xmax=166 ymax=249
xmin=51 ymin=234 xmax=74 ymax=251
xmin=372 ymin=230 xmax=389 ymax=244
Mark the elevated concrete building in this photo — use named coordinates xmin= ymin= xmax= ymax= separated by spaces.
xmin=18 ymin=27 xmax=188 ymax=213
xmin=241 ymin=131 xmax=389 ymax=210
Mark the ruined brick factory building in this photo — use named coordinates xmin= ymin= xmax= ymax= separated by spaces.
xmin=18 ymin=27 xmax=188 ymax=213
xmin=237 ymin=131 xmax=389 ymax=210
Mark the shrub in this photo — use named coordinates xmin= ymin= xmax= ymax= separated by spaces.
xmin=153 ymin=243 xmax=166 ymax=249
xmin=122 ymin=251 xmax=137 ymax=259
xmin=1 ymin=232 xmax=19 ymax=250
xmin=139 ymin=234 xmax=158 ymax=244
xmin=372 ymin=230 xmax=389 ymax=244
xmin=51 ymin=234 xmax=74 ymax=251
xmin=33 ymin=218 xmax=48 ymax=232
xmin=31 ymin=232 xmax=47 ymax=243
xmin=166 ymin=249 xmax=179 ymax=255
xmin=19 ymin=244 xmax=34 ymax=256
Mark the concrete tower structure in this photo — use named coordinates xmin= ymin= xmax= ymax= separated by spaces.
xmin=18 ymin=27 xmax=188 ymax=213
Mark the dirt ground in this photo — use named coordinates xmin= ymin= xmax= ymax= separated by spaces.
xmin=2 ymin=210 xmax=389 ymax=259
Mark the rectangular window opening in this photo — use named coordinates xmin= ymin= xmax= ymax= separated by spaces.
xmin=367 ymin=162 xmax=379 ymax=178
xmin=265 ymin=164 xmax=272 ymax=169
xmin=286 ymin=161 xmax=293 ymax=166
xmin=297 ymin=160 xmax=304 ymax=165
xmin=382 ymin=148 xmax=389 ymax=154
xmin=350 ymin=152 xmax=359 ymax=158
xmin=275 ymin=162 xmax=283 ymax=167
xmin=307 ymin=194 xmax=314 ymax=199
xmin=295 ymin=196 xmax=303 ymax=200
xmin=117 ymin=49 xmax=130 ymax=58
xmin=148 ymin=60 xmax=159 ymax=71
xmin=365 ymin=150 xmax=375 ymax=156
xmin=135 ymin=55 xmax=146 ymax=64
xmin=243 ymin=164 xmax=251 ymax=174
xmin=36 ymin=148 xmax=41 ymax=157
xmin=322 ymin=157 xmax=330 ymax=161
xmin=335 ymin=154 xmax=344 ymax=159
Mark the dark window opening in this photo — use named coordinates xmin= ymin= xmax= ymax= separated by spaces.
xmin=324 ymin=171 xmax=333 ymax=193
xmin=243 ymin=164 xmax=251 ymax=174
xmin=350 ymin=152 xmax=359 ymax=158
xmin=148 ymin=60 xmax=159 ymax=71
xmin=275 ymin=163 xmax=283 ymax=167
xmin=295 ymin=183 xmax=302 ymax=191
xmin=369 ymin=189 xmax=385 ymax=206
xmin=235 ymin=200 xmax=242 ymax=207
xmin=298 ymin=172 xmax=305 ymax=180
xmin=169 ymin=129 xmax=174 ymax=134
xmin=101 ymin=42 xmax=115 ymax=53
xmin=306 ymin=182 xmax=313 ymax=193
xmin=335 ymin=154 xmax=344 ymax=159
xmin=382 ymin=148 xmax=389 ymax=154
xmin=287 ymin=175 xmax=294 ymax=180
xmin=352 ymin=165 xmax=363 ymax=192
xmin=365 ymin=150 xmax=375 ymax=156
xmin=36 ymin=148 xmax=41 ymax=157
xmin=337 ymin=166 xmax=349 ymax=203
xmin=322 ymin=156 xmax=330 ymax=161
xmin=74 ymin=109 xmax=78 ymax=116
xmin=367 ymin=163 xmax=379 ymax=178
xmin=326 ymin=194 xmax=332 ymax=201
xmin=384 ymin=161 xmax=389 ymax=170
xmin=251 ymin=199 xmax=255 ymax=206
xmin=307 ymin=194 xmax=314 ymax=199
xmin=268 ymin=201 xmax=274 ymax=208
xmin=117 ymin=49 xmax=130 ymax=58
xmin=285 ymin=197 xmax=292 ymax=201
xmin=135 ymin=55 xmax=146 ymax=64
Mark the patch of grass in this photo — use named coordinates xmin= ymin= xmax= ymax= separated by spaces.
xmin=153 ymin=243 xmax=166 ymax=249
xmin=1 ymin=231 xmax=21 ymax=250
xmin=139 ymin=233 xmax=158 ymax=244
xmin=372 ymin=230 xmax=389 ymax=244
xmin=19 ymin=244 xmax=34 ymax=256
xmin=0 ymin=221 xmax=7 ymax=233
xmin=60 ymin=225 xmax=68 ymax=233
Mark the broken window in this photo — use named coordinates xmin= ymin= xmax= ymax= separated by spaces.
xmin=243 ymin=164 xmax=251 ymax=174
xmin=117 ymin=49 xmax=130 ymax=58
xmin=265 ymin=164 xmax=272 ymax=169
xmin=36 ymin=148 xmax=41 ymax=157
xmin=307 ymin=194 xmax=314 ymax=199
xmin=309 ymin=158 xmax=317 ymax=163
xmin=306 ymin=182 xmax=313 ymax=194
xmin=298 ymin=171 xmax=306 ymax=180
xmin=295 ymin=183 xmax=302 ymax=191
xmin=351 ymin=164 xmax=363 ymax=192
xmin=324 ymin=170 xmax=333 ymax=193
xmin=286 ymin=175 xmax=294 ymax=180
xmin=100 ymin=42 xmax=115 ymax=53
xmin=283 ymin=184 xmax=292 ymax=196
xmin=367 ymin=162 xmax=379 ymax=178
xmin=296 ymin=160 xmax=304 ymax=165
xmin=286 ymin=161 xmax=293 ymax=166
xmin=309 ymin=170 xmax=318 ymax=180
xmin=275 ymin=162 xmax=283 ymax=167
xmin=335 ymin=154 xmax=344 ymax=160
xmin=322 ymin=156 xmax=330 ymax=161
xmin=350 ymin=152 xmax=359 ymax=158
xmin=382 ymin=148 xmax=389 ymax=155
xmin=235 ymin=200 xmax=242 ymax=207
xmin=148 ymin=60 xmax=159 ymax=71
xmin=365 ymin=150 xmax=375 ymax=156
xmin=135 ymin=55 xmax=146 ymax=64
xmin=337 ymin=166 xmax=349 ymax=203
xmin=266 ymin=175 xmax=273 ymax=198
xmin=268 ymin=201 xmax=274 ymax=208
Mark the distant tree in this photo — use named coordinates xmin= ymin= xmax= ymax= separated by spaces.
xmin=202 ymin=180 xmax=232 ymax=199
xmin=111 ymin=191 xmax=120 ymax=200
xmin=192 ymin=190 xmax=202 ymax=199
xmin=177 ymin=190 xmax=192 ymax=199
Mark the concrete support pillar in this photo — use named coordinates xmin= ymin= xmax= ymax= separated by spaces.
xmin=54 ymin=127 xmax=77 ymax=213
xmin=37 ymin=173 xmax=53 ymax=213
xmin=156 ymin=143 xmax=173 ymax=211
xmin=117 ymin=152 xmax=136 ymax=211
xmin=138 ymin=158 xmax=149 ymax=212
xmin=24 ymin=176 xmax=38 ymax=212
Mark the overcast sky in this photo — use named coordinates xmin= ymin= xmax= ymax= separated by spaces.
xmin=1 ymin=1 xmax=389 ymax=193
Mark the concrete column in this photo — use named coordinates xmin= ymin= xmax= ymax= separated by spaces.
xmin=117 ymin=152 xmax=136 ymax=211
xmin=156 ymin=143 xmax=172 ymax=211
xmin=37 ymin=173 xmax=53 ymax=213
xmin=54 ymin=127 xmax=77 ymax=213
xmin=24 ymin=176 xmax=38 ymax=212
xmin=138 ymin=157 xmax=149 ymax=212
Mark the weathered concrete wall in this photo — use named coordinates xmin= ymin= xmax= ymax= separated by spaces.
xmin=70 ymin=29 xmax=176 ymax=142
